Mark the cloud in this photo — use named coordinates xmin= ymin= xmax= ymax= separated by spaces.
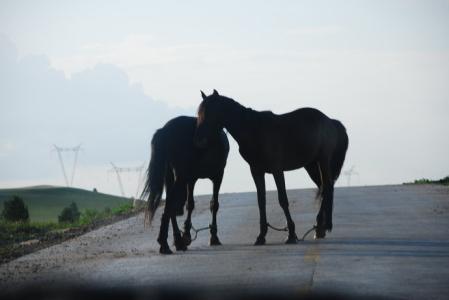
xmin=2 ymin=32 xmax=448 ymax=194
xmin=0 ymin=36 xmax=187 ymax=191
xmin=50 ymin=34 xmax=216 ymax=76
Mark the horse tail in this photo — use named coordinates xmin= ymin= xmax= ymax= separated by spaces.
xmin=142 ymin=129 xmax=167 ymax=227
xmin=331 ymin=120 xmax=349 ymax=182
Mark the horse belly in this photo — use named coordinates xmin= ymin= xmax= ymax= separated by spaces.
xmin=277 ymin=134 xmax=320 ymax=171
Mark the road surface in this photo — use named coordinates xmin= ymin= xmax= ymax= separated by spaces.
xmin=1 ymin=185 xmax=448 ymax=299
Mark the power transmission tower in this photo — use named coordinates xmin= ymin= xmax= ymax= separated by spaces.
xmin=343 ymin=165 xmax=359 ymax=186
xmin=53 ymin=144 xmax=82 ymax=187
xmin=108 ymin=162 xmax=145 ymax=198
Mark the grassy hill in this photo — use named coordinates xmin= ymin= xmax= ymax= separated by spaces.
xmin=0 ymin=186 xmax=132 ymax=222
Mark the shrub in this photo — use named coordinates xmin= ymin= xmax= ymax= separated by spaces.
xmin=79 ymin=208 xmax=102 ymax=225
xmin=412 ymin=176 xmax=449 ymax=186
xmin=111 ymin=202 xmax=134 ymax=215
xmin=2 ymin=196 xmax=29 ymax=222
xmin=437 ymin=176 xmax=449 ymax=185
xmin=58 ymin=202 xmax=80 ymax=224
xmin=103 ymin=207 xmax=111 ymax=215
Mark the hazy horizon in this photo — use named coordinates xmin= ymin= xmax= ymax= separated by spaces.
xmin=1 ymin=0 xmax=448 ymax=198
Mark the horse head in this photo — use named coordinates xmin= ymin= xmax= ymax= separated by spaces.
xmin=195 ymin=89 xmax=223 ymax=148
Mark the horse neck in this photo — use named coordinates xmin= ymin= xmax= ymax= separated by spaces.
xmin=220 ymin=98 xmax=253 ymax=143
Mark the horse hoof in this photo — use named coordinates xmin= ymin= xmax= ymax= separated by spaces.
xmin=174 ymin=240 xmax=188 ymax=251
xmin=254 ymin=236 xmax=266 ymax=246
xmin=285 ymin=235 xmax=298 ymax=244
xmin=182 ymin=234 xmax=192 ymax=246
xmin=175 ymin=245 xmax=187 ymax=251
xmin=210 ymin=236 xmax=222 ymax=246
xmin=314 ymin=228 xmax=326 ymax=239
xmin=159 ymin=246 xmax=173 ymax=254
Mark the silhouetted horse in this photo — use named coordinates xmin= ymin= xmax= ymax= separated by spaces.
xmin=142 ymin=116 xmax=229 ymax=254
xmin=195 ymin=90 xmax=348 ymax=244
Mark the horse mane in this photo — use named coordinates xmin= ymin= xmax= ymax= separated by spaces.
xmin=215 ymin=95 xmax=258 ymax=129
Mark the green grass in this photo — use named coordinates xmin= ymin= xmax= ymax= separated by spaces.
xmin=78 ymin=202 xmax=134 ymax=225
xmin=0 ymin=202 xmax=137 ymax=262
xmin=0 ymin=220 xmax=68 ymax=246
xmin=0 ymin=186 xmax=132 ymax=222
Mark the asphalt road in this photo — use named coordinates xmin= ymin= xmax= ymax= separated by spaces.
xmin=1 ymin=185 xmax=448 ymax=299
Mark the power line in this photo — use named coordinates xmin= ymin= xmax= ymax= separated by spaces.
xmin=343 ymin=165 xmax=359 ymax=186
xmin=108 ymin=162 xmax=145 ymax=198
xmin=52 ymin=144 xmax=82 ymax=187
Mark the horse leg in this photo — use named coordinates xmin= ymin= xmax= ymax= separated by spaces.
xmin=251 ymin=167 xmax=267 ymax=246
xmin=171 ymin=214 xmax=187 ymax=251
xmin=157 ymin=202 xmax=173 ymax=254
xmin=209 ymin=173 xmax=223 ymax=246
xmin=324 ymin=183 xmax=334 ymax=232
xmin=182 ymin=180 xmax=196 ymax=246
xmin=305 ymin=163 xmax=322 ymax=198
xmin=171 ymin=180 xmax=188 ymax=251
xmin=273 ymin=171 xmax=298 ymax=244
xmin=305 ymin=162 xmax=325 ymax=238
xmin=156 ymin=171 xmax=175 ymax=254
xmin=314 ymin=161 xmax=333 ymax=239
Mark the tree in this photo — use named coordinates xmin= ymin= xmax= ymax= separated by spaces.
xmin=58 ymin=202 xmax=80 ymax=223
xmin=2 ymin=196 xmax=29 ymax=222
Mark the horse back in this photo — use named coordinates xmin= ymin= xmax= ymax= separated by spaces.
xmin=161 ymin=116 xmax=229 ymax=180
xmin=240 ymin=107 xmax=340 ymax=172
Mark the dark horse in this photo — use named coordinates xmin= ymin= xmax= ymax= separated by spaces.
xmin=195 ymin=90 xmax=348 ymax=244
xmin=142 ymin=116 xmax=229 ymax=254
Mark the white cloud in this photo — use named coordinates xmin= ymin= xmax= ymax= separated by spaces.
xmin=50 ymin=34 xmax=216 ymax=77
xmin=3 ymin=31 xmax=449 ymax=193
xmin=0 ymin=36 xmax=187 ymax=192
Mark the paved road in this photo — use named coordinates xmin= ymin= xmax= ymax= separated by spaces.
xmin=1 ymin=185 xmax=448 ymax=299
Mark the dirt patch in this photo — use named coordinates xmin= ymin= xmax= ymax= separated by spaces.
xmin=0 ymin=210 xmax=142 ymax=265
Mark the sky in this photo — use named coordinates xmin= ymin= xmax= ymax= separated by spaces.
xmin=1 ymin=0 xmax=448 ymax=197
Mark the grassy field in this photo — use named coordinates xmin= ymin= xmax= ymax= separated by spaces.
xmin=0 ymin=186 xmax=132 ymax=222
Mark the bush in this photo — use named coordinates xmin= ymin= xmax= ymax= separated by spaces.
xmin=412 ymin=176 xmax=449 ymax=186
xmin=2 ymin=196 xmax=29 ymax=222
xmin=103 ymin=207 xmax=111 ymax=215
xmin=58 ymin=202 xmax=80 ymax=224
xmin=111 ymin=202 xmax=134 ymax=215
xmin=79 ymin=208 xmax=98 ymax=225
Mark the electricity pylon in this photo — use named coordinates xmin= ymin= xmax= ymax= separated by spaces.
xmin=343 ymin=165 xmax=359 ymax=186
xmin=108 ymin=162 xmax=145 ymax=198
xmin=53 ymin=144 xmax=82 ymax=187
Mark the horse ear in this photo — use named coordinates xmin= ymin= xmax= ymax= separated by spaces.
xmin=201 ymin=90 xmax=207 ymax=100
xmin=213 ymin=89 xmax=219 ymax=96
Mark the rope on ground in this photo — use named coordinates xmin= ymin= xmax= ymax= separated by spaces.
xmin=297 ymin=226 xmax=317 ymax=241
xmin=189 ymin=224 xmax=211 ymax=242
xmin=186 ymin=222 xmax=317 ymax=243
xmin=266 ymin=222 xmax=317 ymax=241
xmin=266 ymin=222 xmax=288 ymax=232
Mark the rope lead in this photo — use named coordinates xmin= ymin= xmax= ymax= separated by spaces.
xmin=267 ymin=222 xmax=317 ymax=241
xmin=298 ymin=225 xmax=317 ymax=241
xmin=186 ymin=222 xmax=317 ymax=243
xmin=189 ymin=224 xmax=211 ymax=242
